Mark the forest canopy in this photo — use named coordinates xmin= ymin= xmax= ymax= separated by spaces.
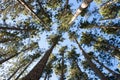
xmin=0 ymin=0 xmax=120 ymax=80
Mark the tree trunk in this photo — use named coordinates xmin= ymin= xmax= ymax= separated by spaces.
xmin=22 ymin=43 xmax=57 ymax=80
xmin=64 ymin=0 xmax=69 ymax=10
xmin=17 ymin=0 xmax=49 ymax=30
xmin=44 ymin=73 xmax=48 ymax=80
xmin=0 ymin=53 xmax=19 ymax=64
xmin=74 ymin=61 xmax=83 ymax=80
xmin=74 ymin=37 xmax=108 ymax=80
xmin=0 ymin=46 xmax=34 ymax=64
xmin=60 ymin=53 xmax=64 ymax=80
xmin=47 ymin=75 xmax=50 ymax=80
xmin=74 ymin=60 xmax=88 ymax=80
xmin=37 ymin=0 xmax=51 ymax=21
xmin=7 ymin=64 xmax=24 ymax=80
xmin=75 ymin=60 xmax=82 ymax=73
xmin=15 ymin=60 xmax=33 ymax=80
xmin=0 ymin=26 xmax=33 ymax=31
xmin=0 ymin=38 xmax=16 ymax=43
xmin=69 ymin=0 xmax=93 ymax=25
xmin=92 ymin=57 xmax=120 ymax=79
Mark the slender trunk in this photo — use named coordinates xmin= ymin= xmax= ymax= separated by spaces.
xmin=0 ymin=53 xmax=19 ymax=64
xmin=0 ymin=46 xmax=34 ymax=64
xmin=84 ymin=33 xmax=120 ymax=58
xmin=75 ymin=61 xmax=82 ymax=73
xmin=44 ymin=73 xmax=48 ymax=80
xmin=17 ymin=0 xmax=49 ymax=30
xmin=74 ymin=60 xmax=88 ymax=80
xmin=64 ymin=0 xmax=69 ymax=10
xmin=60 ymin=53 xmax=64 ymax=80
xmin=22 ymin=43 xmax=57 ymax=80
xmin=0 ymin=26 xmax=33 ymax=31
xmin=15 ymin=60 xmax=33 ymax=80
xmin=74 ymin=37 xmax=108 ymax=80
xmin=69 ymin=0 xmax=93 ymax=25
xmin=74 ymin=61 xmax=83 ymax=80
xmin=7 ymin=64 xmax=24 ymax=80
xmin=47 ymin=75 xmax=50 ymax=80
xmin=93 ymin=57 xmax=120 ymax=79
xmin=93 ymin=26 xmax=120 ymax=29
xmin=37 ymin=0 xmax=51 ymax=21
xmin=0 ymin=38 xmax=17 ymax=43
xmin=97 ymin=19 xmax=120 ymax=27
xmin=100 ymin=1 xmax=112 ymax=7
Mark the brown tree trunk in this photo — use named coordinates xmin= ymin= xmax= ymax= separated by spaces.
xmin=0 ymin=46 xmax=34 ymax=64
xmin=74 ymin=61 xmax=84 ymax=80
xmin=0 ymin=26 xmax=33 ymax=31
xmin=0 ymin=38 xmax=16 ymax=43
xmin=93 ymin=57 xmax=120 ymax=79
xmin=22 ymin=43 xmax=57 ymax=80
xmin=75 ymin=61 xmax=82 ymax=74
xmin=17 ymin=0 xmax=49 ymax=30
xmin=74 ymin=37 xmax=108 ymax=80
xmin=44 ymin=73 xmax=48 ymax=80
xmin=7 ymin=64 xmax=24 ymax=80
xmin=60 ymin=53 xmax=64 ymax=80
xmin=37 ymin=0 xmax=51 ymax=21
xmin=64 ymin=0 xmax=69 ymax=10
xmin=15 ymin=60 xmax=33 ymax=80
xmin=74 ymin=60 xmax=88 ymax=80
xmin=0 ymin=53 xmax=19 ymax=64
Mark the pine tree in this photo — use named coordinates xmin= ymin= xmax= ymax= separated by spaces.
xmin=22 ymin=34 xmax=61 ymax=80
xmin=0 ymin=0 xmax=120 ymax=80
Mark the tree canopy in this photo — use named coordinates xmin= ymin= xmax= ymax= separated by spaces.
xmin=0 ymin=0 xmax=120 ymax=80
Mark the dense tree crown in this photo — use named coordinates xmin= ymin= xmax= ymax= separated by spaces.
xmin=0 ymin=0 xmax=120 ymax=80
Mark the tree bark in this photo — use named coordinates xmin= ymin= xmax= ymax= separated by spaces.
xmin=0 ymin=53 xmax=19 ymax=64
xmin=75 ymin=61 xmax=84 ymax=80
xmin=0 ymin=38 xmax=17 ymax=43
xmin=7 ymin=64 xmax=24 ymax=80
xmin=37 ymin=0 xmax=51 ymax=21
xmin=92 ymin=57 xmax=120 ymax=79
xmin=0 ymin=46 xmax=34 ymax=64
xmin=44 ymin=72 xmax=48 ymax=80
xmin=15 ymin=60 xmax=33 ymax=80
xmin=74 ymin=36 xmax=108 ymax=80
xmin=60 ymin=53 xmax=64 ymax=80
xmin=17 ymin=0 xmax=49 ymax=30
xmin=22 ymin=43 xmax=57 ymax=80
xmin=64 ymin=0 xmax=69 ymax=10
xmin=75 ymin=60 xmax=82 ymax=74
xmin=0 ymin=26 xmax=33 ymax=31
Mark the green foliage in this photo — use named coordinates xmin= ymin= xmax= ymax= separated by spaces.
xmin=54 ymin=62 xmax=67 ymax=75
xmin=111 ymin=49 xmax=120 ymax=59
xmin=94 ymin=0 xmax=102 ymax=4
xmin=57 ymin=10 xmax=73 ymax=31
xmin=0 ymin=0 xmax=120 ymax=80
xmin=82 ymin=61 xmax=89 ymax=69
xmin=67 ymin=48 xmax=79 ymax=60
xmin=101 ymin=28 xmax=119 ymax=34
xmin=46 ymin=0 xmax=62 ymax=9
xmin=59 ymin=46 xmax=67 ymax=55
xmin=80 ymin=21 xmax=94 ymax=28
xmin=99 ymin=1 xmax=119 ymax=19
xmin=47 ymin=34 xmax=62 ymax=45
xmin=80 ymin=32 xmax=95 ymax=45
